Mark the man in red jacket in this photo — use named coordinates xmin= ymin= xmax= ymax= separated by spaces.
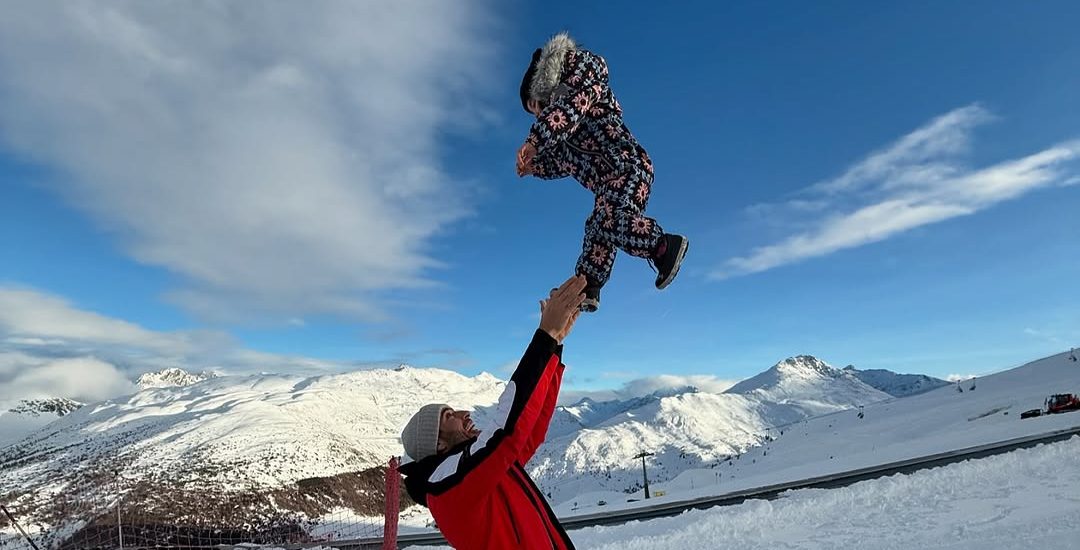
xmin=399 ymin=275 xmax=586 ymax=550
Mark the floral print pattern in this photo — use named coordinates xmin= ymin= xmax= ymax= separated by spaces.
xmin=525 ymin=48 xmax=665 ymax=288
xmin=576 ymin=166 xmax=663 ymax=287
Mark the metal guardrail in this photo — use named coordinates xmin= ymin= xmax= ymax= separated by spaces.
xmin=331 ymin=424 xmax=1080 ymax=549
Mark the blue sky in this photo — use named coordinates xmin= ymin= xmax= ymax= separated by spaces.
xmin=1 ymin=1 xmax=1078 ymax=405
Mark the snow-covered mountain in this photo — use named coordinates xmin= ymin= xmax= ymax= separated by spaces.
xmin=0 ymin=365 xmax=505 ymax=545
xmin=1 ymin=369 xmax=217 ymax=448
xmin=136 ymin=367 xmax=219 ymax=389
xmin=0 ymin=353 xmax=893 ymax=542
xmin=840 ymin=365 xmax=949 ymax=397
xmin=0 ymin=398 xmax=84 ymax=448
xmin=7 ymin=397 xmax=83 ymax=417
xmin=4 ymin=366 xmax=505 ymax=487
xmin=531 ymin=356 xmax=890 ymax=503
xmin=549 ymin=387 xmax=693 ymax=439
xmin=3 ymin=343 xmax=1058 ymax=548
xmin=725 ymin=355 xmax=891 ymax=405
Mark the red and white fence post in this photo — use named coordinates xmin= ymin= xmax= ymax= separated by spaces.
xmin=382 ymin=456 xmax=401 ymax=550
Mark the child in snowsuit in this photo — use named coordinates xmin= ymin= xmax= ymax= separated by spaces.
xmin=517 ymin=32 xmax=688 ymax=312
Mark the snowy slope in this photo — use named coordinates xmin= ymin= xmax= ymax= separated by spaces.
xmin=2 ymin=366 xmax=505 ymax=489
xmin=557 ymin=350 xmax=1080 ymax=513
xmin=0 ymin=398 xmax=83 ymax=448
xmin=6 ymin=348 xmax=1074 ymax=547
xmin=0 ymin=365 xmax=505 ymax=538
xmin=841 ymin=365 xmax=949 ymax=397
xmin=0 ymin=352 xmax=885 ymax=538
xmin=0 ymin=366 xmax=212 ymax=447
xmin=532 ymin=356 xmax=890 ymax=503
xmin=409 ymin=434 xmax=1080 ymax=550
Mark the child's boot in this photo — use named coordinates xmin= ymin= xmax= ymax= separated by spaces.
xmin=652 ymin=234 xmax=689 ymax=290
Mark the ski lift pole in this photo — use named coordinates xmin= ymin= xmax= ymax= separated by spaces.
xmin=632 ymin=451 xmax=655 ymax=499
xmin=114 ymin=470 xmax=124 ymax=550
xmin=1 ymin=504 xmax=42 ymax=550
xmin=117 ymin=498 xmax=123 ymax=550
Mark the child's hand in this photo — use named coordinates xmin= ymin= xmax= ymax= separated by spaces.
xmin=516 ymin=142 xmax=537 ymax=177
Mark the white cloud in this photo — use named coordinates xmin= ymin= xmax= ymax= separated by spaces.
xmin=946 ymin=374 xmax=978 ymax=382
xmin=0 ymin=2 xmax=497 ymax=322
xmin=0 ymin=357 xmax=136 ymax=404
xmin=811 ymin=105 xmax=994 ymax=195
xmin=559 ymin=374 xmax=739 ymax=405
xmin=0 ymin=286 xmax=353 ymax=402
xmin=0 ymin=287 xmax=185 ymax=352
xmin=498 ymin=360 xmax=520 ymax=375
xmin=557 ymin=388 xmax=621 ymax=405
xmin=723 ymin=200 xmax=973 ymax=275
xmin=1023 ymin=327 xmax=1066 ymax=346
xmin=713 ymin=105 xmax=1080 ymax=279
xmin=621 ymin=374 xmax=738 ymax=396
xmin=2 ymin=284 xmax=741 ymax=406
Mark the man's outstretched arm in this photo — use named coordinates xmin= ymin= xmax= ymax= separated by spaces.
xmin=424 ymin=276 xmax=586 ymax=500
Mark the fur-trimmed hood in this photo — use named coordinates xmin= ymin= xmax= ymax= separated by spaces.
xmin=529 ymin=32 xmax=577 ymax=103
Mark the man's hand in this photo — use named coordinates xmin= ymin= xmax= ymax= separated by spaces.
xmin=539 ymin=275 xmax=586 ymax=343
xmin=516 ymin=142 xmax=537 ymax=177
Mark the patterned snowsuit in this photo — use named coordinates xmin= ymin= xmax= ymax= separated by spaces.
xmin=526 ymin=40 xmax=665 ymax=288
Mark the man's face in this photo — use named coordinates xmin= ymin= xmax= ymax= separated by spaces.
xmin=437 ymin=408 xmax=480 ymax=453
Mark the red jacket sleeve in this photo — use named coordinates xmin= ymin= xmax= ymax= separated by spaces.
xmin=520 ymin=361 xmax=564 ymax=463
xmin=423 ymin=330 xmax=563 ymax=500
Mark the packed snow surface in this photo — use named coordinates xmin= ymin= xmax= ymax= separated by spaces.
xmin=408 ymin=434 xmax=1080 ymax=549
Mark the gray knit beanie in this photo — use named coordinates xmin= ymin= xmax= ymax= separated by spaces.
xmin=401 ymin=403 xmax=449 ymax=461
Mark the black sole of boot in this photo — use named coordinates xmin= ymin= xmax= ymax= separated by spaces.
xmin=656 ymin=238 xmax=689 ymax=290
